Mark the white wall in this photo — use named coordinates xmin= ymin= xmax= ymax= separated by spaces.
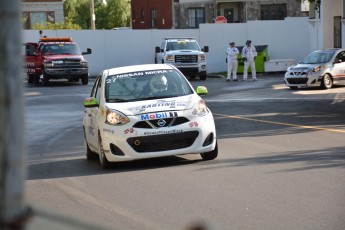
xmin=22 ymin=17 xmax=312 ymax=76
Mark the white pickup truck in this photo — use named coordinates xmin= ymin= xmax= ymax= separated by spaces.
xmin=155 ymin=38 xmax=209 ymax=80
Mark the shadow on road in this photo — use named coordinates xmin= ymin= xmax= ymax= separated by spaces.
xmin=27 ymin=155 xmax=202 ymax=180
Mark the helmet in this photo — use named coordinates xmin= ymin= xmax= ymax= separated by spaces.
xmin=150 ymin=75 xmax=168 ymax=93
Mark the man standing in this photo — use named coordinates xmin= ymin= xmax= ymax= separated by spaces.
xmin=242 ymin=40 xmax=257 ymax=81
xmin=226 ymin=42 xmax=239 ymax=81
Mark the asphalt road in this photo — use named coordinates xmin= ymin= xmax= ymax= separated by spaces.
xmin=24 ymin=74 xmax=345 ymax=230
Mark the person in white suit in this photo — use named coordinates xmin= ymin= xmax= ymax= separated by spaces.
xmin=226 ymin=41 xmax=239 ymax=81
xmin=242 ymin=40 xmax=257 ymax=81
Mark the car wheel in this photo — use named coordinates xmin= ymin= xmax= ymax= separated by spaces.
xmin=289 ymin=86 xmax=298 ymax=90
xmin=321 ymin=74 xmax=333 ymax=89
xmin=200 ymin=141 xmax=218 ymax=161
xmin=189 ymin=75 xmax=196 ymax=80
xmin=84 ymin=131 xmax=98 ymax=160
xmin=81 ymin=75 xmax=89 ymax=85
xmin=98 ymin=135 xmax=111 ymax=169
xmin=33 ymin=75 xmax=40 ymax=85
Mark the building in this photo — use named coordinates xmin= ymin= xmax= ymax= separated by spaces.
xmin=131 ymin=0 xmax=302 ymax=29
xmin=22 ymin=0 xmax=64 ymax=29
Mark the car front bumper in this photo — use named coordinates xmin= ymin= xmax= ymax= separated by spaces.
xmin=100 ymin=113 xmax=216 ymax=162
xmin=284 ymin=71 xmax=323 ymax=88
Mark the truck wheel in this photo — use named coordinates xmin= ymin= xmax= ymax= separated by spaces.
xmin=28 ymin=74 xmax=34 ymax=84
xmin=81 ymin=75 xmax=89 ymax=85
xmin=43 ymin=74 xmax=49 ymax=86
xmin=33 ymin=75 xmax=40 ymax=85
xmin=199 ymin=72 xmax=207 ymax=80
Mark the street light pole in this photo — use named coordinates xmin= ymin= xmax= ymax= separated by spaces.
xmin=90 ymin=0 xmax=96 ymax=29
xmin=0 ymin=0 xmax=27 ymax=227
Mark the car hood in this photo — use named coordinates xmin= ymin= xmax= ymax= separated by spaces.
xmin=105 ymin=94 xmax=199 ymax=116
xmin=289 ymin=63 xmax=321 ymax=71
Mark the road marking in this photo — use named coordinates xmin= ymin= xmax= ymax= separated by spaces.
xmin=214 ymin=113 xmax=345 ymax=133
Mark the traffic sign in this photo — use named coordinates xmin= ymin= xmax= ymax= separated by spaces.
xmin=215 ymin=16 xmax=227 ymax=23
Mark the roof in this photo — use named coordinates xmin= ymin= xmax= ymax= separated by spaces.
xmin=107 ymin=64 xmax=175 ymax=76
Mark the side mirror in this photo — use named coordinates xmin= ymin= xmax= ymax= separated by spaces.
xmin=196 ymin=86 xmax=208 ymax=95
xmin=155 ymin=46 xmax=160 ymax=53
xmin=334 ymin=58 xmax=342 ymax=64
xmin=202 ymin=46 xmax=209 ymax=52
xmin=84 ymin=97 xmax=98 ymax=108
xmin=82 ymin=48 xmax=92 ymax=55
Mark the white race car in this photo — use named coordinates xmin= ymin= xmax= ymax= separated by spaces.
xmin=83 ymin=64 xmax=217 ymax=168
xmin=284 ymin=48 xmax=345 ymax=89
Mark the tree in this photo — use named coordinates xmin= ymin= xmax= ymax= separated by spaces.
xmin=32 ymin=22 xmax=81 ymax=30
xmin=64 ymin=0 xmax=131 ymax=30
xmin=298 ymin=0 xmax=321 ymax=11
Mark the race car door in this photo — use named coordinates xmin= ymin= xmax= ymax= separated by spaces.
xmin=333 ymin=50 xmax=345 ymax=83
xmin=84 ymin=73 xmax=102 ymax=151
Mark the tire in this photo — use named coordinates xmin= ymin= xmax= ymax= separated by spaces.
xmin=289 ymin=86 xmax=298 ymax=90
xmin=200 ymin=140 xmax=218 ymax=161
xmin=42 ymin=73 xmax=49 ymax=86
xmin=33 ymin=75 xmax=40 ymax=85
xmin=28 ymin=74 xmax=34 ymax=84
xmin=84 ymin=130 xmax=98 ymax=160
xmin=321 ymin=74 xmax=333 ymax=89
xmin=81 ymin=75 xmax=89 ymax=85
xmin=98 ymin=135 xmax=111 ymax=169
xmin=189 ymin=75 xmax=196 ymax=80
xmin=199 ymin=72 xmax=207 ymax=80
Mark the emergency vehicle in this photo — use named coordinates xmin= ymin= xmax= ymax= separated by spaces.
xmin=24 ymin=36 xmax=92 ymax=86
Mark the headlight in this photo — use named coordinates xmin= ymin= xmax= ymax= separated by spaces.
xmin=106 ymin=109 xmax=130 ymax=125
xmin=165 ymin=55 xmax=174 ymax=62
xmin=44 ymin=61 xmax=53 ymax=67
xmin=309 ymin=65 xmax=321 ymax=72
xmin=191 ymin=99 xmax=209 ymax=117
xmin=199 ymin=54 xmax=206 ymax=61
xmin=81 ymin=61 xmax=88 ymax=67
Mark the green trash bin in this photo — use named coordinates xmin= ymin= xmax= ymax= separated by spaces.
xmin=236 ymin=45 xmax=269 ymax=73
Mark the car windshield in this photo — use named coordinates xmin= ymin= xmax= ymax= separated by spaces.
xmin=166 ymin=41 xmax=200 ymax=51
xmin=302 ymin=50 xmax=335 ymax=64
xmin=105 ymin=69 xmax=194 ymax=102
xmin=41 ymin=44 xmax=82 ymax=55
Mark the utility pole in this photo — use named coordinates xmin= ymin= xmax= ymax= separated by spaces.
xmin=90 ymin=0 xmax=96 ymax=29
xmin=0 ymin=0 xmax=27 ymax=228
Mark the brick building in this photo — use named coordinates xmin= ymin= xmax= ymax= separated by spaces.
xmin=131 ymin=0 xmax=303 ymax=29
xmin=22 ymin=0 xmax=64 ymax=29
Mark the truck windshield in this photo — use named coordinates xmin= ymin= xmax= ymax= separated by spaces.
xmin=302 ymin=50 xmax=335 ymax=64
xmin=166 ymin=41 xmax=200 ymax=51
xmin=41 ymin=44 xmax=82 ymax=55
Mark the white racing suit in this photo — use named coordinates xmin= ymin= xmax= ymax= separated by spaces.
xmin=242 ymin=45 xmax=257 ymax=80
xmin=226 ymin=47 xmax=239 ymax=80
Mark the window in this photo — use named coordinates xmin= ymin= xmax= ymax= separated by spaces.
xmin=188 ymin=8 xmax=205 ymax=28
xmin=22 ymin=11 xmax=55 ymax=29
xmin=141 ymin=9 xmax=145 ymax=21
xmin=261 ymin=4 xmax=287 ymax=20
xmin=151 ymin=9 xmax=157 ymax=28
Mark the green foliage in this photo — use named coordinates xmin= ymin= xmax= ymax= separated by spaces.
xmin=63 ymin=0 xmax=131 ymax=30
xmin=297 ymin=0 xmax=321 ymax=11
xmin=32 ymin=22 xmax=81 ymax=30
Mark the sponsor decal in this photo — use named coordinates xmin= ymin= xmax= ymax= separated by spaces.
xmin=103 ymin=128 xmax=114 ymax=134
xmin=130 ymin=100 xmax=187 ymax=112
xmin=189 ymin=122 xmax=199 ymax=128
xmin=124 ymin=128 xmax=136 ymax=135
xmin=144 ymin=129 xmax=183 ymax=136
xmin=105 ymin=70 xmax=172 ymax=84
xmin=140 ymin=111 xmax=178 ymax=120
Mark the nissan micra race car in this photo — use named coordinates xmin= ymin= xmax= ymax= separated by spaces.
xmin=284 ymin=48 xmax=345 ymax=89
xmin=83 ymin=64 xmax=217 ymax=168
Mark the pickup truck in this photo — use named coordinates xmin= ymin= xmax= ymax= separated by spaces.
xmin=155 ymin=38 xmax=209 ymax=80
xmin=24 ymin=37 xmax=92 ymax=86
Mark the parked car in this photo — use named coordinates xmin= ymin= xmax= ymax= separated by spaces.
xmin=83 ymin=64 xmax=218 ymax=168
xmin=284 ymin=48 xmax=345 ymax=89
xmin=155 ymin=38 xmax=209 ymax=80
xmin=24 ymin=36 xmax=92 ymax=86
